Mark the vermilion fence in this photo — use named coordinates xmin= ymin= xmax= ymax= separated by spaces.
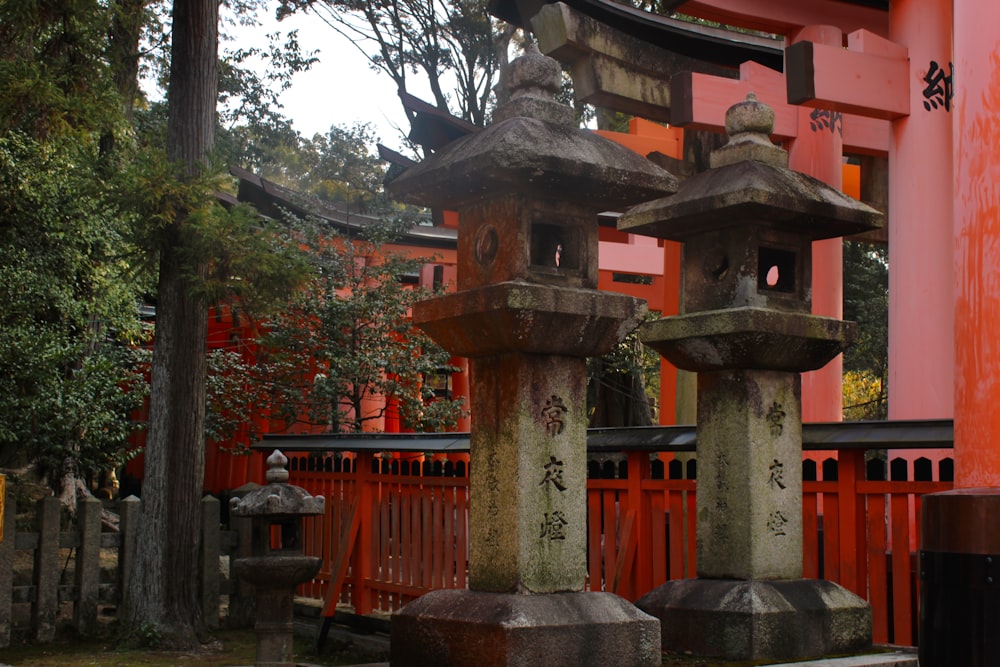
xmin=268 ymin=420 xmax=953 ymax=647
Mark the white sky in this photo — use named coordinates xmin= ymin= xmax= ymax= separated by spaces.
xmin=231 ymin=6 xmax=428 ymax=150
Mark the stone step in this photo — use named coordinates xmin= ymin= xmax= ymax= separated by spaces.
xmin=769 ymin=651 xmax=918 ymax=667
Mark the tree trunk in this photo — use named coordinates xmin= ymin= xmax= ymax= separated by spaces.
xmin=122 ymin=0 xmax=217 ymax=649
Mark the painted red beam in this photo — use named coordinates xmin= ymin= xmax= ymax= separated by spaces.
xmin=787 ymin=31 xmax=909 ymax=120
xmin=677 ymin=0 xmax=888 ymax=37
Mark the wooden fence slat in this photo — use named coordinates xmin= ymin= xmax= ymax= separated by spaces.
xmin=421 ymin=492 xmax=432 ymax=590
xmin=456 ymin=484 xmax=467 ymax=590
xmin=668 ymin=489 xmax=685 ymax=580
xmin=322 ymin=496 xmax=361 ymax=618
xmin=650 ymin=492 xmax=667 ymax=587
xmin=611 ymin=509 xmax=636 ymax=597
xmin=824 ymin=492 xmax=842 ymax=583
xmin=867 ymin=493 xmax=889 ymax=643
xmin=602 ymin=492 xmax=617 ymax=592
xmin=588 ymin=490 xmax=602 ymax=590
xmin=890 ymin=493 xmax=913 ymax=645
xmin=431 ymin=487 xmax=443 ymax=591
xmin=686 ymin=490 xmax=697 ymax=579
xmin=442 ymin=486 xmax=455 ymax=588
xmin=401 ymin=487 xmax=412 ymax=587
xmin=802 ymin=485 xmax=820 ymax=579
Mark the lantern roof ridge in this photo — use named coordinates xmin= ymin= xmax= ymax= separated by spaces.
xmin=387 ymin=49 xmax=678 ymax=211
xmin=618 ymin=94 xmax=883 ymax=241
xmin=230 ymin=449 xmax=325 ymax=517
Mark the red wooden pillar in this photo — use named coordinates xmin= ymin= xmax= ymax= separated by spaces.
xmin=791 ymin=25 xmax=847 ymax=424
xmin=953 ymin=0 xmax=1000 ymax=488
xmin=888 ymin=0 xmax=954 ymax=421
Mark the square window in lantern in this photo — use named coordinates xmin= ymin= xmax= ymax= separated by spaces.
xmin=531 ymin=223 xmax=579 ymax=271
xmin=758 ymin=246 xmax=796 ymax=293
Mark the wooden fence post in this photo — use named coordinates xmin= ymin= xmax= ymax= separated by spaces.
xmin=228 ymin=512 xmax=255 ymax=628
xmin=0 ymin=482 xmax=15 ymax=648
xmin=73 ymin=496 xmax=101 ymax=635
xmin=354 ymin=452 xmax=376 ymax=615
xmin=118 ymin=496 xmax=139 ymax=615
xmin=32 ymin=496 xmax=60 ymax=641
xmin=200 ymin=495 xmax=220 ymax=629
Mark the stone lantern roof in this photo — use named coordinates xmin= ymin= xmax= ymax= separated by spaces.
xmin=616 ymin=93 xmax=884 ymax=373
xmin=229 ymin=450 xmax=324 ymax=518
xmin=387 ymin=44 xmax=678 ymax=211
xmin=619 ymin=93 xmax=882 ymax=241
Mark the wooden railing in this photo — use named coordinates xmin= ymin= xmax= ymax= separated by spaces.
xmin=270 ymin=419 xmax=954 ymax=647
xmin=0 ymin=494 xmax=255 ymax=647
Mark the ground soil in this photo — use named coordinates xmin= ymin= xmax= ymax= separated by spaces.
xmin=1 ymin=627 xmax=388 ymax=666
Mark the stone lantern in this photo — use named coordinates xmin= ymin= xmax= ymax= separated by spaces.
xmin=619 ymin=94 xmax=883 ymax=662
xmin=230 ymin=450 xmax=325 ymax=667
xmin=385 ymin=45 xmax=679 ymax=667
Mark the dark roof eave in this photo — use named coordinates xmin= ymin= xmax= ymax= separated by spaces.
xmin=256 ymin=419 xmax=954 ymax=454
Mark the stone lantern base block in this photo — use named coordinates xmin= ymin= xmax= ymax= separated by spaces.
xmin=390 ymin=589 xmax=660 ymax=667
xmin=636 ymin=578 xmax=871 ymax=662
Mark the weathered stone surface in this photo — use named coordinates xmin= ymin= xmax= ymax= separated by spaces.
xmin=413 ymin=282 xmax=646 ymax=359
xmin=636 ymin=578 xmax=872 ymax=662
xmin=467 ymin=353 xmax=588 ymax=593
xmin=530 ymin=2 xmax=738 ymax=121
xmin=640 ymin=307 xmax=856 ymax=373
xmin=232 ymin=556 xmax=321 ymax=588
xmin=391 ymin=590 xmax=661 ymax=667
xmin=386 ymin=115 xmax=678 ymax=211
xmin=618 ymin=158 xmax=883 ymax=242
xmin=395 ymin=45 xmax=663 ymax=667
xmin=694 ymin=370 xmax=802 ymax=580
xmin=625 ymin=94 xmax=875 ymax=662
xmin=230 ymin=450 xmax=324 ymax=518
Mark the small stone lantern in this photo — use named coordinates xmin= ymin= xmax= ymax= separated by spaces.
xmin=231 ymin=450 xmax=325 ymax=667
xmin=619 ymin=93 xmax=883 ymax=662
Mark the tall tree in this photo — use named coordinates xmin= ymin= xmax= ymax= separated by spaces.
xmin=279 ymin=0 xmax=503 ymax=129
xmin=122 ymin=0 xmax=218 ymax=648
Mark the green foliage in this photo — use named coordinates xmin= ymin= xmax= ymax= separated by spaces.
xmin=0 ymin=0 xmax=127 ymax=141
xmin=0 ymin=132 xmax=147 ymax=485
xmin=253 ymin=212 xmax=465 ymax=434
xmin=587 ymin=312 xmax=660 ymax=427
xmin=842 ymin=241 xmax=888 ymax=420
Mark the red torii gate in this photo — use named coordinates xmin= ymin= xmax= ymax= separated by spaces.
xmin=784 ymin=1 xmax=953 ymax=426
xmin=671 ymin=29 xmax=894 ymax=422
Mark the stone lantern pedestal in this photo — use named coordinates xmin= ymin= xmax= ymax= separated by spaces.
xmin=619 ymin=94 xmax=883 ymax=662
xmin=385 ymin=46 xmax=678 ymax=667
xmin=230 ymin=450 xmax=325 ymax=667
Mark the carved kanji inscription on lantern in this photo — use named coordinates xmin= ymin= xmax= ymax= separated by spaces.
xmin=540 ymin=511 xmax=569 ymax=541
xmin=768 ymin=459 xmax=787 ymax=490
xmin=542 ymin=395 xmax=567 ymax=437
xmin=767 ymin=510 xmax=789 ymax=536
xmin=539 ymin=456 xmax=567 ymax=491
xmin=767 ymin=402 xmax=786 ymax=437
